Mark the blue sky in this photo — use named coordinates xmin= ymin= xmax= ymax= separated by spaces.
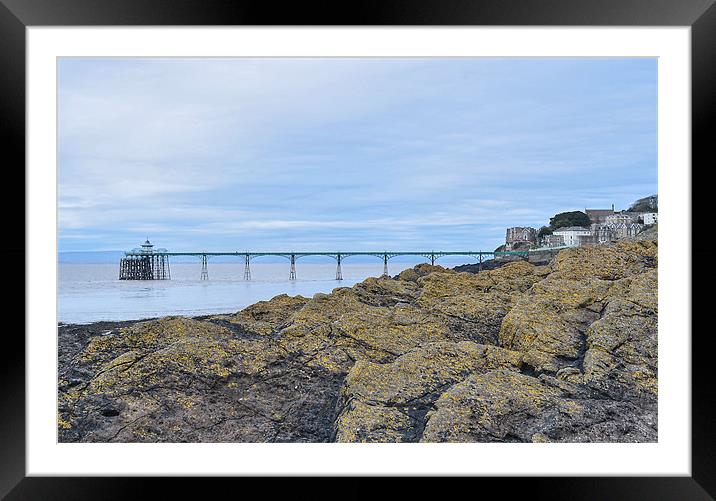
xmin=58 ymin=58 xmax=657 ymax=253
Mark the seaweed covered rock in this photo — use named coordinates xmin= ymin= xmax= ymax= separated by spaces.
xmin=421 ymin=369 xmax=656 ymax=443
xmin=549 ymin=240 xmax=657 ymax=281
xmin=498 ymin=241 xmax=657 ymax=378
xmin=210 ymin=294 xmax=309 ymax=336
xmin=422 ymin=369 xmax=564 ymax=442
xmin=582 ymin=269 xmax=658 ymax=400
xmin=416 ymin=261 xmax=542 ymax=345
xmin=59 ymin=316 xmax=342 ymax=442
xmin=334 ymin=342 xmax=523 ymax=442
xmin=277 ymin=280 xmax=453 ymax=373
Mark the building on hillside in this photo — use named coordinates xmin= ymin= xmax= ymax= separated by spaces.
xmin=615 ymin=223 xmax=631 ymax=239
xmin=553 ymin=226 xmax=591 ymax=247
xmin=505 ymin=226 xmax=537 ymax=250
xmin=590 ymin=222 xmax=645 ymax=243
xmin=591 ymin=223 xmax=617 ymax=244
xmin=585 ymin=205 xmax=615 ymax=224
xmin=642 ymin=212 xmax=658 ymax=225
xmin=625 ymin=211 xmax=646 ymax=221
xmin=605 ymin=213 xmax=638 ymax=225
xmin=542 ymin=234 xmax=565 ymax=248
xmin=614 ymin=222 xmax=644 ymax=239
xmin=628 ymin=222 xmax=645 ymax=238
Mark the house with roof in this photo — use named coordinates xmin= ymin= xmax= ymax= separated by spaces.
xmin=642 ymin=212 xmax=658 ymax=225
xmin=553 ymin=226 xmax=591 ymax=247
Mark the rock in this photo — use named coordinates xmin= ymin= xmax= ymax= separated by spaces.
xmin=341 ymin=342 xmax=522 ymax=407
xmin=548 ymin=241 xmax=657 ymax=282
xmin=582 ymin=269 xmax=658 ymax=400
xmin=498 ymin=241 xmax=657 ymax=376
xmin=421 ymin=369 xmax=565 ymax=442
xmin=498 ymin=277 xmax=603 ymax=373
xmin=635 ymin=224 xmax=658 ymax=241
xmin=334 ymin=400 xmax=415 ymax=443
xmin=421 ymin=369 xmax=656 ymax=443
xmin=59 ymin=240 xmax=658 ymax=443
xmin=209 ymin=294 xmax=309 ymax=336
xmin=416 ymin=261 xmax=542 ymax=345
xmin=59 ymin=316 xmax=342 ymax=442
xmin=397 ymin=268 xmax=420 ymax=282
xmin=413 ymin=263 xmax=446 ymax=277
xmin=334 ymin=342 xmax=523 ymax=442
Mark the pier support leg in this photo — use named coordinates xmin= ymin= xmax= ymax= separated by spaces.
xmin=120 ymin=253 xmax=170 ymax=280
xmin=244 ymin=254 xmax=251 ymax=281
xmin=200 ymin=254 xmax=208 ymax=280
xmin=382 ymin=254 xmax=389 ymax=277
xmin=289 ymin=254 xmax=296 ymax=281
xmin=154 ymin=255 xmax=166 ymax=280
xmin=430 ymin=253 xmax=435 ymax=266
xmin=479 ymin=253 xmax=483 ymax=272
xmin=336 ymin=254 xmax=343 ymax=280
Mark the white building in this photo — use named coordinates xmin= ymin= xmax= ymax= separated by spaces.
xmin=642 ymin=212 xmax=658 ymax=225
xmin=553 ymin=226 xmax=591 ymax=247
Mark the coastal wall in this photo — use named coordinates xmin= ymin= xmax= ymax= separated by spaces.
xmin=58 ymin=240 xmax=658 ymax=443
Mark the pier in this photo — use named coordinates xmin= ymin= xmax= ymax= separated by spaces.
xmin=119 ymin=239 xmax=566 ymax=281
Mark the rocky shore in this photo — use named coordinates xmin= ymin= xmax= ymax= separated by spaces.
xmin=58 ymin=240 xmax=658 ymax=443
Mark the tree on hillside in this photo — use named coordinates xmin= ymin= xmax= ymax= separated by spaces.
xmin=538 ymin=226 xmax=553 ymax=239
xmin=549 ymin=211 xmax=591 ymax=229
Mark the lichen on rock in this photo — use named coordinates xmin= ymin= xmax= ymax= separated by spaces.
xmin=209 ymin=293 xmax=309 ymax=336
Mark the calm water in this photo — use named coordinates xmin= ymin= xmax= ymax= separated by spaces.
xmin=59 ymin=259 xmax=467 ymax=324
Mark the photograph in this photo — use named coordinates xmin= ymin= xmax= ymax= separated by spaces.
xmin=3 ymin=0 xmax=711 ymax=493
xmin=56 ymin=56 xmax=659 ymax=444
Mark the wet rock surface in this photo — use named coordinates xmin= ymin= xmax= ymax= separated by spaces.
xmin=59 ymin=241 xmax=658 ymax=442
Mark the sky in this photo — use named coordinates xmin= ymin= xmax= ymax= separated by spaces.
xmin=58 ymin=58 xmax=657 ymax=253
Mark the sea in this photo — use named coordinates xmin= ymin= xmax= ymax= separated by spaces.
xmin=59 ymin=258 xmax=470 ymax=325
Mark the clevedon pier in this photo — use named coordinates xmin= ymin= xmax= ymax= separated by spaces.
xmin=119 ymin=239 xmax=563 ymax=281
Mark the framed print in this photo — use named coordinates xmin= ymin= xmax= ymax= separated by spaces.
xmin=2 ymin=0 xmax=714 ymax=497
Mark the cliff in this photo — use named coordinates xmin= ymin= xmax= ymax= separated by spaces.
xmin=58 ymin=240 xmax=658 ymax=443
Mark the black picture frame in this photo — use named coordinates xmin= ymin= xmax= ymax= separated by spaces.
xmin=2 ymin=0 xmax=712 ymax=498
